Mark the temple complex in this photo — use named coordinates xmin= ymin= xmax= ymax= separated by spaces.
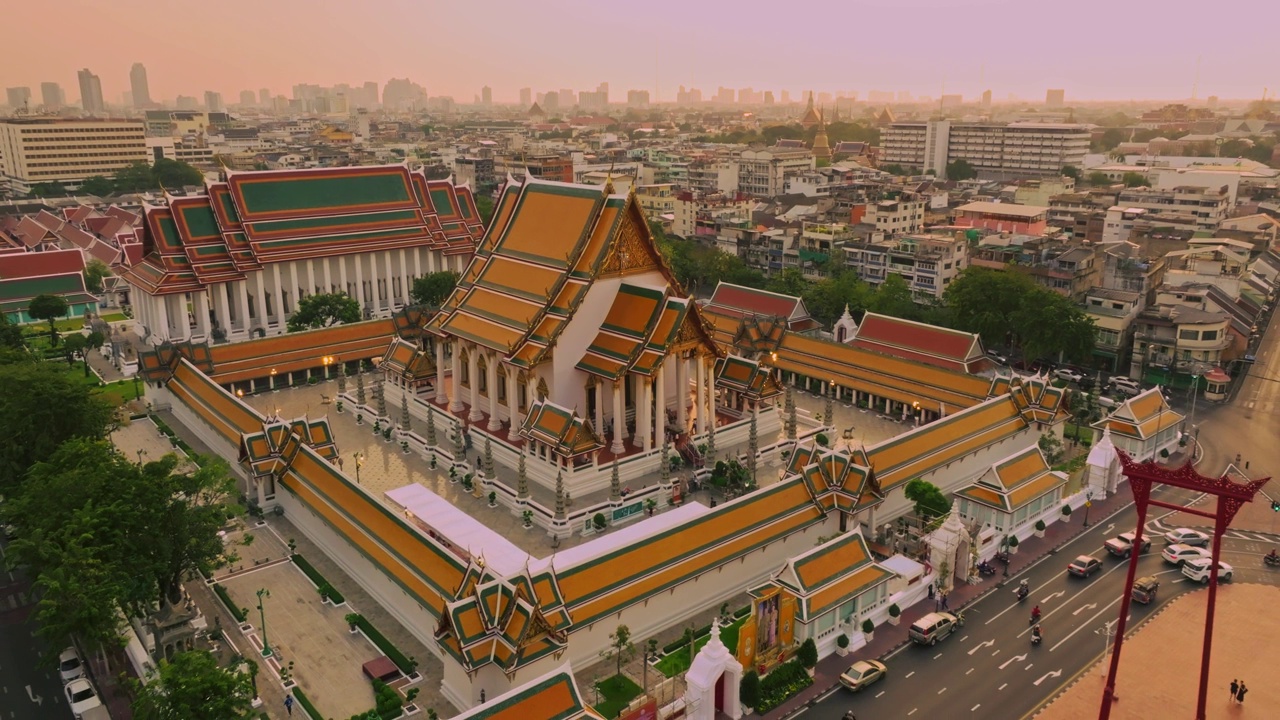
xmin=122 ymin=164 xmax=483 ymax=345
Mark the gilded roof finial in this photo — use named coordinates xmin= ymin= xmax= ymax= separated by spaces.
xmin=603 ymin=161 xmax=615 ymax=195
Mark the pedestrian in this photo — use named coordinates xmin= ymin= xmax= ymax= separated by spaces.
xmin=927 ymin=582 xmax=935 ymax=599
xmin=941 ymin=593 xmax=949 ymax=611
xmin=284 ymin=694 xmax=294 ymax=715
xmin=1231 ymin=679 xmax=1239 ymax=701
xmin=1237 ymin=683 xmax=1247 ymax=704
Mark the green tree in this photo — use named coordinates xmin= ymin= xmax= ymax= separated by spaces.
xmin=151 ymin=158 xmax=204 ymax=189
xmin=1060 ymin=165 xmax=1080 ymax=180
xmin=740 ymin=670 xmax=761 ymax=709
xmin=600 ymin=624 xmax=635 ymax=676
xmin=61 ymin=333 xmax=87 ymax=368
xmin=904 ymin=478 xmax=950 ymax=520
xmin=114 ymin=161 xmax=157 ymax=192
xmin=765 ymin=268 xmax=807 ymax=298
xmin=1038 ymin=433 xmax=1065 ymax=465
xmin=474 ymin=194 xmax=495 ymax=225
xmin=79 ymin=176 xmax=115 ymax=196
xmin=797 ymin=637 xmax=818 ymax=669
xmin=943 ymin=267 xmax=1038 ymax=349
xmin=1122 ymin=171 xmax=1150 ymax=188
xmin=0 ymin=313 xmax=24 ymax=352
xmin=83 ymin=258 xmax=113 ymax=294
xmin=287 ymin=292 xmax=361 ymax=332
xmin=802 ymin=269 xmax=874 ymax=327
xmin=1087 ymin=171 xmax=1112 ymax=186
xmin=1092 ymin=127 xmax=1126 ymax=152
xmin=410 ymin=271 xmax=460 ymax=307
xmin=27 ymin=293 xmax=69 ymax=347
xmin=131 ymin=650 xmax=255 ymax=720
xmin=0 ymin=363 xmax=113 ymax=492
xmin=945 ymin=158 xmax=977 ymax=181
xmin=27 ymin=181 xmax=67 ymax=197
xmin=870 ymin=273 xmax=918 ymax=320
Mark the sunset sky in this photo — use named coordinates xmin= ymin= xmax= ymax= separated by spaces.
xmin=5 ymin=0 xmax=1274 ymax=105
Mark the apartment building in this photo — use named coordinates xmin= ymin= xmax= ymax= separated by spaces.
xmin=863 ymin=192 xmax=925 ymax=234
xmin=635 ymin=183 xmax=676 ymax=220
xmin=685 ymin=159 xmax=739 ymax=195
xmin=1130 ymin=305 xmax=1232 ymax=382
xmin=143 ymin=110 xmax=232 ymax=137
xmin=1114 ymin=185 xmax=1230 ymax=232
xmin=796 ymin=222 xmax=854 ymax=280
xmin=1084 ymin=287 xmax=1142 ymax=372
xmin=844 ymin=231 xmax=969 ymax=300
xmin=671 ymin=191 xmax=753 ymax=238
xmin=1020 ymin=245 xmax=1100 ymax=300
xmin=882 ymin=121 xmax=1089 ymax=178
xmin=0 ymin=117 xmax=147 ymax=194
xmin=738 ymin=147 xmax=814 ymax=196
xmin=954 ymin=201 xmax=1049 ymax=235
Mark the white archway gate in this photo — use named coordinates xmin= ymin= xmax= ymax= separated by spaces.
xmin=683 ymin=619 xmax=743 ymax=720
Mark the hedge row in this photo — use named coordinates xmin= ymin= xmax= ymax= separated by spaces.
xmin=351 ymin=614 xmax=415 ymax=675
xmin=292 ymin=688 xmax=323 ymax=720
xmin=754 ymin=660 xmax=813 ymax=713
xmin=212 ymin=583 xmax=247 ymax=623
xmin=291 ymin=554 xmax=345 ymax=604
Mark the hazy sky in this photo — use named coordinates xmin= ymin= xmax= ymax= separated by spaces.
xmin=5 ymin=0 xmax=1274 ymax=105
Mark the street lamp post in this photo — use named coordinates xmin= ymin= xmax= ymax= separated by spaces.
xmin=1083 ymin=489 xmax=1093 ymax=527
xmin=256 ymin=588 xmax=272 ymax=657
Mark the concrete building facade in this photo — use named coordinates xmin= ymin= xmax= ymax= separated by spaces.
xmin=0 ymin=117 xmax=146 ymax=194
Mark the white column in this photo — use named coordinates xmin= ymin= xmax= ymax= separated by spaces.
xmin=155 ymin=296 xmax=171 ymax=341
xmin=640 ymin=377 xmax=653 ymax=452
xmin=195 ymin=290 xmax=211 ymax=340
xmin=213 ymin=283 xmax=230 ymax=335
xmin=271 ymin=264 xmax=286 ymax=329
xmin=353 ymin=254 xmax=365 ymax=309
xmin=384 ymin=251 xmax=397 ymax=309
xmin=338 ymin=256 xmax=349 ymax=297
xmin=611 ymin=380 xmax=625 ymax=454
xmin=136 ymin=293 xmax=150 ymax=337
xmin=427 ymin=247 xmax=438 ymax=273
xmin=399 ymin=249 xmax=411 ymax=306
xmin=288 ymin=261 xmax=301 ymax=311
xmin=367 ymin=253 xmax=380 ymax=312
xmin=705 ymin=356 xmax=714 ymax=429
xmin=593 ymin=382 xmax=604 ymax=440
xmin=507 ymin=369 xmax=522 ymax=440
xmin=449 ymin=342 xmax=463 ymax=412
xmin=253 ymin=272 xmax=269 ymax=332
xmin=487 ymin=354 xmax=501 ymax=431
xmin=655 ymin=362 xmax=667 ymax=446
xmin=467 ymin=348 xmax=483 ymax=421
xmin=236 ymin=281 xmax=251 ymax=334
xmin=435 ymin=340 xmax=448 ymax=406
xmin=413 ymin=246 xmax=423 ymax=277
xmin=676 ymin=355 xmax=688 ymax=432
xmin=695 ymin=355 xmax=707 ymax=435
xmin=323 ymin=258 xmax=333 ymax=294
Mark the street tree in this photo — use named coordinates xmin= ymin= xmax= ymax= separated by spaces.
xmin=0 ymin=312 xmax=24 ymax=351
xmin=945 ymin=158 xmax=977 ymax=181
xmin=904 ymin=478 xmax=950 ymax=520
xmin=79 ymin=176 xmax=115 ymax=196
xmin=131 ymin=650 xmax=256 ymax=720
xmin=1038 ymin=433 xmax=1065 ymax=465
xmin=474 ymin=194 xmax=495 ymax=225
xmin=114 ymin=161 xmax=157 ymax=192
xmin=287 ymin=292 xmax=361 ymax=332
xmin=28 ymin=181 xmax=67 ymax=197
xmin=870 ymin=273 xmax=918 ymax=320
xmin=410 ymin=271 xmax=460 ymax=307
xmin=1087 ymin=171 xmax=1112 ymax=186
xmin=0 ymin=363 xmax=113 ymax=492
xmin=27 ymin=293 xmax=69 ymax=346
xmin=83 ymin=258 xmax=113 ymax=294
xmin=600 ymin=624 xmax=635 ymax=676
xmin=943 ymin=267 xmax=1037 ymax=349
xmin=1122 ymin=171 xmax=1150 ymax=187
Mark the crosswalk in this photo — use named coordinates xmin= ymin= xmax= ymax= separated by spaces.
xmin=1143 ymin=516 xmax=1279 ymax=543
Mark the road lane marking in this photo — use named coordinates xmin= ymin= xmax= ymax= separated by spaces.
xmin=999 ymin=653 xmax=1028 ymax=670
xmin=1052 ymin=594 xmax=1125 ymax=651
xmin=992 ymin=649 xmax=1000 ymax=657
xmin=960 ymin=635 xmax=969 ymax=642
xmin=1073 ymin=602 xmax=1098 ymax=616
xmin=1034 ymin=669 xmax=1064 ymax=686
xmin=933 ymin=652 xmax=943 ymax=660
xmin=909 ymin=709 xmax=918 ymax=716
xmin=966 ymin=668 xmax=974 ymax=675
xmin=938 ymin=687 xmax=947 ymax=695
xmin=968 ymin=639 xmax=994 ymax=655
xmin=1017 ymin=561 xmax=1132 ymax=638
xmin=999 ymin=683 xmax=1008 ymax=691
xmin=1042 ymin=590 xmax=1065 ymax=603
xmin=905 ymin=671 xmax=915 ymax=679
xmin=972 ymin=704 xmax=981 ymax=712
xmin=1026 ymin=664 xmax=1034 ymax=670
xmin=876 ymin=691 xmax=885 ymax=698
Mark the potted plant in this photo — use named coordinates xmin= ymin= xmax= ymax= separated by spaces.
xmin=592 ymin=513 xmax=607 ymax=531
xmin=383 ymin=426 xmax=392 ymax=442
xmin=373 ymin=419 xmax=382 ymax=436
xmin=522 ymin=510 xmax=533 ymax=529
xmin=887 ymin=603 xmax=901 ymax=626
xmin=1061 ymin=504 xmax=1073 ymax=518
xmin=462 ymin=475 xmax=473 ymax=492
xmin=429 ymin=454 xmax=437 ymax=469
xmin=1034 ymin=519 xmax=1046 ymax=538
xmin=401 ymin=440 xmax=410 ymax=454
xmin=356 ymin=413 xmax=364 ymax=426
xmin=797 ymin=638 xmax=818 ymax=677
xmin=336 ymin=400 xmax=344 ymax=414
xmin=816 ymin=433 xmax=830 ymax=447
xmin=488 ymin=491 xmax=497 ymax=508
xmin=861 ymin=618 xmax=875 ymax=641
xmin=1008 ymin=535 xmax=1020 ymax=555
xmin=739 ymin=670 xmax=760 ymax=713
xmin=449 ymin=467 xmax=458 ymax=482
xmin=645 ymin=498 xmax=657 ymax=516
xmin=835 ymin=633 xmax=850 ymax=657
xmin=345 ymin=613 xmax=361 ymax=633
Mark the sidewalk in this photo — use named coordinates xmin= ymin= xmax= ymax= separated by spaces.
xmin=756 ymin=480 xmax=1139 ymax=719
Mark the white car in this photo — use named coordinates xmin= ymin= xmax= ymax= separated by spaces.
xmin=1054 ymin=368 xmax=1084 ymax=383
xmin=58 ymin=646 xmax=85 ymax=683
xmin=64 ymin=678 xmax=102 ymax=718
xmin=1182 ymin=557 xmax=1233 ymax=583
xmin=1107 ymin=377 xmax=1142 ymax=396
xmin=1162 ymin=543 xmax=1211 ymax=566
xmin=1164 ymin=528 xmax=1210 ymax=546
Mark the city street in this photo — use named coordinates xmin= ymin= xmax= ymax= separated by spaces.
xmin=0 ymin=541 xmax=69 ymax=720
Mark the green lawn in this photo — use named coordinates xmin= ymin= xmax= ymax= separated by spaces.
xmin=22 ymin=317 xmax=88 ymax=333
xmin=99 ymin=312 xmax=129 ymax=323
xmin=96 ymin=378 xmax=145 ymax=406
xmin=593 ymin=674 xmax=642 ymax=719
xmin=655 ymin=617 xmax=744 ymax=678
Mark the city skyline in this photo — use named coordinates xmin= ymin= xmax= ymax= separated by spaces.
xmin=3 ymin=0 xmax=1277 ymax=107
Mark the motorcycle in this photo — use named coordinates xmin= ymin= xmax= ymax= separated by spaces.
xmin=978 ymin=561 xmax=996 ymax=577
xmin=1030 ymin=608 xmax=1041 ymax=625
xmin=993 ymin=550 xmax=1010 ymax=564
xmin=1031 ymin=629 xmax=1043 ymax=646
xmin=1265 ymin=553 xmax=1280 ymax=567
xmin=1015 ymin=585 xmax=1030 ymax=602
xmin=956 ymin=611 xmax=966 ymax=627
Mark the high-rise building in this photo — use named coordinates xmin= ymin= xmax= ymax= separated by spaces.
xmin=5 ymin=87 xmax=31 ymax=110
xmin=481 ymin=86 xmax=492 ymax=105
xmin=542 ymin=92 xmax=559 ymax=112
xmin=77 ymin=68 xmax=105 ymax=114
xmin=176 ymin=95 xmax=199 ymax=110
xmin=1045 ymin=89 xmax=1065 ymax=107
xmin=130 ymin=62 xmax=151 ymax=107
xmin=981 ymin=89 xmax=992 ymax=107
xmin=557 ymin=88 xmax=575 ymax=108
xmin=0 ymin=117 xmax=146 ymax=194
xmin=204 ymin=91 xmax=224 ymax=112
xmin=764 ymin=91 xmax=775 ymax=105
xmin=519 ymin=88 xmax=531 ymax=107
xmin=383 ymin=78 xmax=428 ymax=110
xmin=627 ymin=90 xmax=650 ymax=107
xmin=676 ymin=86 xmax=702 ymax=105
xmin=362 ymin=81 xmax=379 ymax=108
xmin=239 ymin=90 xmax=256 ymax=106
xmin=715 ymin=87 xmax=734 ymax=104
xmin=940 ymin=94 xmax=963 ymax=109
xmin=259 ymin=88 xmax=271 ymax=105
xmin=882 ymin=120 xmax=1089 ymax=178
xmin=781 ymin=90 xmax=791 ymax=104
xmin=40 ymin=82 xmax=65 ymax=109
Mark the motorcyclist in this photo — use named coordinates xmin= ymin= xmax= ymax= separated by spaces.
xmin=1268 ymin=549 xmax=1278 ymax=561
xmin=1031 ymin=605 xmax=1041 ymax=622
xmin=1032 ymin=625 xmax=1042 ymax=643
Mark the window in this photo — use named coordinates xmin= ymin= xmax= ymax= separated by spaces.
xmin=477 ymin=355 xmax=488 ymax=396
xmin=497 ymin=366 xmax=507 ymax=405
xmin=459 ymin=349 xmax=470 ymax=388
xmin=1201 ymin=330 xmax=1217 ymax=341
xmin=1178 ymin=329 xmax=1199 ymax=341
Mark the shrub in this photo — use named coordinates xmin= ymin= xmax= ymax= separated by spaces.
xmin=1035 ymin=519 xmax=1046 ymax=532
xmin=488 ymin=491 xmax=497 ymax=505
xmin=739 ymin=669 xmax=761 ymax=709
xmin=212 ymin=584 xmax=247 ymax=623
xmin=1008 ymin=535 xmax=1020 ymax=548
xmin=348 ymin=614 xmax=415 ymax=674
xmin=815 ymin=433 xmax=829 ymax=447
xmin=797 ymin=638 xmax=818 ymax=669
xmin=861 ymin=618 xmax=875 ymax=634
xmin=372 ymin=678 xmax=403 ymax=719
xmin=292 ymin=688 xmax=322 ymax=719
xmin=292 ymin=554 xmax=342 ymax=602
xmin=754 ymin=660 xmax=812 ymax=713
xmin=888 ymin=603 xmax=901 ymax=618
xmin=836 ymin=633 xmax=849 ymax=648
xmin=1061 ymin=504 xmax=1072 ymax=517
xmin=593 ymin=513 xmax=607 ymax=530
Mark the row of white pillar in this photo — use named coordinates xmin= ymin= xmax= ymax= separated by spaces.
xmin=138 ymin=247 xmax=458 ymax=344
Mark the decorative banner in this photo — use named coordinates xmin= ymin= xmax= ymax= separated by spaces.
xmin=618 ymin=698 xmax=658 ymax=720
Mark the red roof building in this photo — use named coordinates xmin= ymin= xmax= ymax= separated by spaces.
xmin=703 ymin=282 xmax=822 ymax=335
xmin=850 ymin=312 xmax=992 ymax=374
